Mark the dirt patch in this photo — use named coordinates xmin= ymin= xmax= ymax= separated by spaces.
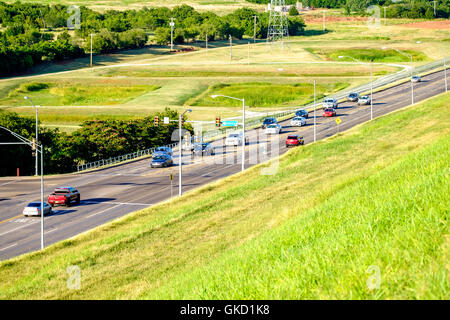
xmin=401 ymin=20 xmax=450 ymax=29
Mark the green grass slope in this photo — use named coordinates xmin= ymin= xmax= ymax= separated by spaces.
xmin=0 ymin=92 xmax=448 ymax=299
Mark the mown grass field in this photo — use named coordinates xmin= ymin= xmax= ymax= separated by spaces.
xmin=187 ymin=81 xmax=349 ymax=108
xmin=0 ymin=92 xmax=448 ymax=299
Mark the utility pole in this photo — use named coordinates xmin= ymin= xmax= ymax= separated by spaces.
xmin=178 ymin=109 xmax=191 ymax=196
xmin=24 ymin=96 xmax=38 ymax=176
xmin=90 ymin=33 xmax=93 ymax=68
xmin=370 ymin=59 xmax=374 ymax=120
xmin=206 ymin=33 xmax=208 ymax=55
xmin=383 ymin=7 xmax=387 ymax=25
xmin=170 ymin=17 xmax=175 ymax=51
xmin=248 ymin=42 xmax=250 ymax=65
xmin=433 ymin=1 xmax=437 ymax=17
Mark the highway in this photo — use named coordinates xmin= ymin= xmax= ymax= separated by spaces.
xmin=0 ymin=69 xmax=448 ymax=260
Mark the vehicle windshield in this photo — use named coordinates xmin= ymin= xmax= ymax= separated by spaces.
xmin=361 ymin=96 xmax=369 ymax=99
xmin=324 ymin=99 xmax=334 ymax=102
xmin=325 ymin=109 xmax=333 ymax=112
xmin=267 ymin=124 xmax=277 ymax=128
xmin=194 ymin=144 xmax=207 ymax=150
xmin=155 ymin=147 xmax=166 ymax=152
xmin=349 ymin=93 xmax=357 ymax=97
xmin=287 ymin=136 xmax=297 ymax=140
xmin=293 ymin=117 xmax=302 ymax=121
xmin=263 ymin=118 xmax=275 ymax=123
xmin=27 ymin=203 xmax=43 ymax=207
xmin=229 ymin=134 xmax=239 ymax=138
xmin=154 ymin=156 xmax=167 ymax=161
xmin=54 ymin=190 xmax=69 ymax=194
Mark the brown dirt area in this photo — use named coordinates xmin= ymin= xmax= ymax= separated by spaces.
xmin=401 ymin=20 xmax=450 ymax=29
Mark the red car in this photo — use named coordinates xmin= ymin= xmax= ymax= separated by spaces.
xmin=323 ymin=108 xmax=336 ymax=117
xmin=286 ymin=135 xmax=304 ymax=147
xmin=48 ymin=186 xmax=80 ymax=207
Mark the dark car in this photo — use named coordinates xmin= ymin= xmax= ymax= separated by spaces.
xmin=262 ymin=117 xmax=277 ymax=129
xmin=295 ymin=109 xmax=309 ymax=119
xmin=151 ymin=154 xmax=173 ymax=168
xmin=348 ymin=92 xmax=359 ymax=102
xmin=193 ymin=142 xmax=215 ymax=156
xmin=286 ymin=135 xmax=304 ymax=147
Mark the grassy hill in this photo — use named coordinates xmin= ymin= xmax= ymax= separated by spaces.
xmin=0 ymin=92 xmax=448 ymax=299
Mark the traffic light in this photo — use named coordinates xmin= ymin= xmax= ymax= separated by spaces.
xmin=154 ymin=116 xmax=159 ymax=127
xmin=216 ymin=117 xmax=221 ymax=127
xmin=31 ymin=138 xmax=36 ymax=157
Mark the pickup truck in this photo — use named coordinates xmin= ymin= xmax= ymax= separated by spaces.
xmin=48 ymin=186 xmax=80 ymax=207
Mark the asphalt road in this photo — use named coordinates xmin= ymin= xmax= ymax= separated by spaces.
xmin=0 ymin=69 xmax=448 ymax=260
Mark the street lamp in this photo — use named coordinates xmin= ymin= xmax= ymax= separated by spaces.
xmin=0 ymin=125 xmax=45 ymax=250
xmin=211 ymin=95 xmax=246 ymax=172
xmin=179 ymin=109 xmax=192 ymax=196
xmin=24 ymin=96 xmax=39 ymax=176
xmin=382 ymin=46 xmax=414 ymax=104
xmin=338 ymin=55 xmax=374 ymax=120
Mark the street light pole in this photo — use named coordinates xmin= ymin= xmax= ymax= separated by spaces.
xmin=179 ymin=109 xmax=192 ymax=196
xmin=211 ymin=95 xmax=246 ymax=172
xmin=170 ymin=18 xmax=175 ymax=51
xmin=24 ymin=96 xmax=38 ymax=176
xmin=313 ymin=80 xmax=316 ymax=142
xmin=444 ymin=48 xmax=448 ymax=92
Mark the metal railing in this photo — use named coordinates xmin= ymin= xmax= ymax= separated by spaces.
xmin=76 ymin=58 xmax=448 ymax=172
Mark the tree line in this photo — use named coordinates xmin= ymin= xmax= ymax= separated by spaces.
xmin=246 ymin=0 xmax=449 ymax=18
xmin=0 ymin=108 xmax=192 ymax=176
xmin=0 ymin=2 xmax=306 ymax=76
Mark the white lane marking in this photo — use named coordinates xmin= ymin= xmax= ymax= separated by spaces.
xmin=0 ymin=180 xmax=21 ymax=187
xmin=0 ymin=243 xmax=17 ymax=252
xmin=83 ymin=201 xmax=153 ymax=206
xmin=0 ymin=221 xmax=39 ymax=237
xmin=86 ymin=204 xmax=122 ymax=218
xmin=44 ymin=228 xmax=58 ymax=235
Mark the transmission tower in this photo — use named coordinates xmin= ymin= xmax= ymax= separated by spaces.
xmin=267 ymin=0 xmax=289 ymax=44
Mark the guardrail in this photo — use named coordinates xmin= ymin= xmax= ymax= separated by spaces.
xmin=76 ymin=58 xmax=448 ymax=173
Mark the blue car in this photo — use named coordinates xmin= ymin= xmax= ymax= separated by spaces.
xmin=151 ymin=154 xmax=173 ymax=168
xmin=295 ymin=109 xmax=309 ymax=118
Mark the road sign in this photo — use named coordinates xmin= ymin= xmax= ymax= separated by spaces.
xmin=164 ymin=117 xmax=170 ymax=124
xmin=335 ymin=117 xmax=342 ymax=125
xmin=169 ymin=173 xmax=173 ymax=181
xmin=222 ymin=120 xmax=238 ymax=127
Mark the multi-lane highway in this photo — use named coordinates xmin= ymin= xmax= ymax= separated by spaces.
xmin=0 ymin=69 xmax=448 ymax=260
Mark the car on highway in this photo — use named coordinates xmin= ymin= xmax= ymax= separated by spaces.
xmin=323 ymin=98 xmax=338 ymax=109
xmin=348 ymin=92 xmax=359 ymax=102
xmin=411 ymin=75 xmax=421 ymax=83
xmin=151 ymin=154 xmax=173 ymax=168
xmin=264 ymin=123 xmax=282 ymax=134
xmin=23 ymin=202 xmax=52 ymax=217
xmin=261 ymin=117 xmax=277 ymax=129
xmin=225 ymin=132 xmax=248 ymax=147
xmin=48 ymin=187 xmax=80 ymax=207
xmin=193 ymin=142 xmax=215 ymax=156
xmin=286 ymin=135 xmax=304 ymax=147
xmin=153 ymin=146 xmax=173 ymax=156
xmin=290 ymin=116 xmax=307 ymax=127
xmin=295 ymin=109 xmax=309 ymax=119
xmin=358 ymin=95 xmax=371 ymax=105
xmin=323 ymin=108 xmax=336 ymax=117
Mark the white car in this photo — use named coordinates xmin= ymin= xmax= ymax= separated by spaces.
xmin=323 ymin=98 xmax=338 ymax=109
xmin=358 ymin=95 xmax=371 ymax=105
xmin=23 ymin=202 xmax=52 ymax=217
xmin=225 ymin=132 xmax=248 ymax=146
xmin=411 ymin=75 xmax=421 ymax=83
xmin=290 ymin=116 xmax=306 ymax=127
xmin=264 ymin=124 xmax=282 ymax=134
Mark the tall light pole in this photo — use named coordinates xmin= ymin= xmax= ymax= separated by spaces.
xmin=179 ymin=109 xmax=192 ymax=196
xmin=211 ymin=95 xmax=246 ymax=172
xmin=383 ymin=47 xmax=414 ymax=104
xmin=170 ymin=18 xmax=175 ymax=51
xmin=313 ymin=80 xmax=316 ymax=142
xmin=444 ymin=48 xmax=448 ymax=92
xmin=253 ymin=15 xmax=257 ymax=43
xmin=229 ymin=35 xmax=233 ymax=62
xmin=323 ymin=10 xmax=326 ymax=32
xmin=24 ymin=96 xmax=38 ymax=176
xmin=90 ymin=33 xmax=93 ymax=67
xmin=0 ymin=126 xmax=45 ymax=249
xmin=338 ymin=55 xmax=374 ymax=120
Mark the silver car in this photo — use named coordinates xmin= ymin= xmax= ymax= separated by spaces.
xmin=290 ymin=116 xmax=306 ymax=127
xmin=348 ymin=92 xmax=359 ymax=102
xmin=323 ymin=98 xmax=338 ymax=109
xmin=23 ymin=202 xmax=52 ymax=217
xmin=358 ymin=95 xmax=371 ymax=105
xmin=411 ymin=75 xmax=421 ymax=83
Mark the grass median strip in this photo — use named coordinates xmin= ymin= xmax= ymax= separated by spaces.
xmin=0 ymin=92 xmax=448 ymax=299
